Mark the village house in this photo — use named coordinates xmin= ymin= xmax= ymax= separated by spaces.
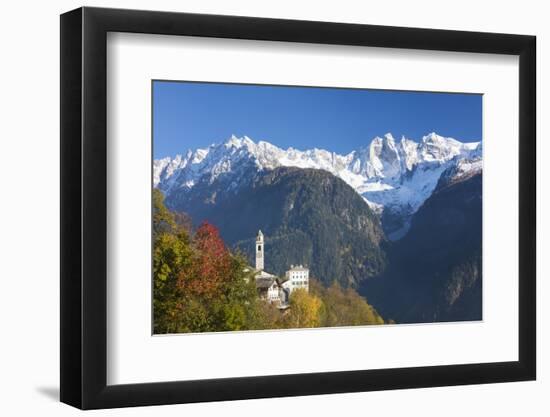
xmin=254 ymin=230 xmax=309 ymax=308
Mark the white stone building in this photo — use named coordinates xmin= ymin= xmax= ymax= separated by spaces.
xmin=253 ymin=230 xmax=309 ymax=308
xmin=285 ymin=265 xmax=310 ymax=293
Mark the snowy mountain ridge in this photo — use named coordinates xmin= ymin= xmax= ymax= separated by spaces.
xmin=154 ymin=132 xmax=482 ymax=240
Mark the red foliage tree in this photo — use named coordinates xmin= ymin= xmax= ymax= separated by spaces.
xmin=178 ymin=221 xmax=231 ymax=298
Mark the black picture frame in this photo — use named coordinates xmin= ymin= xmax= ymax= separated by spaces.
xmin=60 ymin=6 xmax=536 ymax=410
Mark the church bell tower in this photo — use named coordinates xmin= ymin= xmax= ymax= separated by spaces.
xmin=255 ymin=230 xmax=264 ymax=271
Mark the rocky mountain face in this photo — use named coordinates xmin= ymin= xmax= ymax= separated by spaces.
xmin=360 ymin=170 xmax=482 ymax=323
xmin=154 ymin=133 xmax=481 ymax=239
xmin=165 ymin=166 xmax=387 ymax=288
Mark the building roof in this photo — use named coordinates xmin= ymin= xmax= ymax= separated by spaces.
xmin=255 ymin=270 xmax=289 ymax=289
xmin=287 ymin=264 xmax=309 ymax=272
xmin=256 ymin=277 xmax=276 ymax=289
xmin=255 ymin=270 xmax=276 ymax=279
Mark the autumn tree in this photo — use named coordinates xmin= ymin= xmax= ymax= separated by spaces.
xmin=284 ymin=288 xmax=324 ymax=328
xmin=313 ymin=281 xmax=384 ymax=327
xmin=153 ymin=194 xmax=265 ymax=333
xmin=177 ymin=221 xmax=231 ymax=298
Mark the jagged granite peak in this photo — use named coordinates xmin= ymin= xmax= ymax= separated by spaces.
xmin=368 ymin=133 xmax=401 ymax=180
xmin=154 ymin=133 xmax=482 ymax=240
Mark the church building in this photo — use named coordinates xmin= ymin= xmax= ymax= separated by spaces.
xmin=254 ymin=230 xmax=309 ymax=308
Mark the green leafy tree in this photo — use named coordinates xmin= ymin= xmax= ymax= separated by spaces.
xmin=152 ymin=189 xmax=193 ymax=333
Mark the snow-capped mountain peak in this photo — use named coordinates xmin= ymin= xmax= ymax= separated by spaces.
xmin=224 ymin=134 xmax=255 ymax=150
xmin=154 ymin=133 xmax=481 ymax=240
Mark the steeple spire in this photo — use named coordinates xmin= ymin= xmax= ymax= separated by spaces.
xmin=255 ymin=230 xmax=264 ymax=270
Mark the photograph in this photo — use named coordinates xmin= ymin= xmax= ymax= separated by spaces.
xmin=152 ymin=81 xmax=483 ymax=334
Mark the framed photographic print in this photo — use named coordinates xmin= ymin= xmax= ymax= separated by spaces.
xmin=60 ymin=6 xmax=536 ymax=409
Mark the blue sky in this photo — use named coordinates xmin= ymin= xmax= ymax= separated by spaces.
xmin=153 ymin=81 xmax=482 ymax=159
